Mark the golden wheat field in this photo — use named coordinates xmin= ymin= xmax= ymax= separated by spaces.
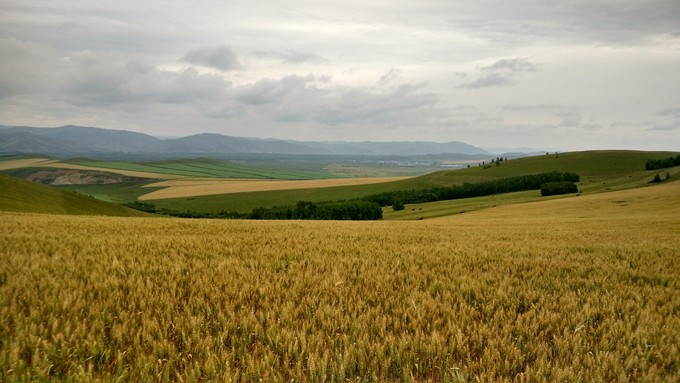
xmin=138 ymin=177 xmax=409 ymax=200
xmin=1 ymin=183 xmax=679 ymax=382
xmin=0 ymin=158 xmax=57 ymax=171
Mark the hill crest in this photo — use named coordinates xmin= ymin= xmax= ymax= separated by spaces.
xmin=0 ymin=125 xmax=491 ymax=156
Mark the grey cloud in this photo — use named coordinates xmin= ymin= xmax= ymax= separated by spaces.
xmin=611 ymin=121 xmax=655 ymax=127
xmin=460 ymin=58 xmax=540 ymax=88
xmin=251 ymin=50 xmax=326 ymax=64
xmin=657 ymin=107 xmax=680 ymax=118
xmin=502 ymin=104 xmax=564 ymax=111
xmin=644 ymin=107 xmax=680 ymax=131
xmin=0 ymin=2 xmax=190 ymax=56
xmin=315 ymin=83 xmax=438 ymax=126
xmin=217 ymin=75 xmax=439 ymax=127
xmin=378 ymin=68 xmax=401 ymax=86
xmin=460 ymin=73 xmax=511 ymax=89
xmin=559 ymin=115 xmax=582 ymax=128
xmin=181 ymin=45 xmax=241 ymax=71
xmin=482 ymin=58 xmax=539 ymax=73
xmin=0 ymin=38 xmax=45 ymax=98
xmin=475 ymin=116 xmax=504 ymax=124
xmin=61 ymin=51 xmax=231 ymax=106
xmin=649 ymin=121 xmax=680 ymax=131
xmin=146 ymin=68 xmax=232 ymax=104
xmin=579 ymin=123 xmax=602 ymax=131
xmin=232 ymin=75 xmax=316 ymax=105
xmin=451 ymin=1 xmax=680 ymax=46
xmin=611 ymin=119 xmax=680 ymax=132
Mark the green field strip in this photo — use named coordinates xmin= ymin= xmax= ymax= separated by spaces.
xmin=66 ymin=159 xmax=334 ymax=180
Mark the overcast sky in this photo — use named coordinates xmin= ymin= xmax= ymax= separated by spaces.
xmin=1 ymin=1 xmax=679 ymax=151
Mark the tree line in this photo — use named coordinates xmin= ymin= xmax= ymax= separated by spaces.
xmin=361 ymin=171 xmax=580 ymax=207
xmin=123 ymin=200 xmax=383 ymax=221
xmin=645 ymin=155 xmax=680 ymax=170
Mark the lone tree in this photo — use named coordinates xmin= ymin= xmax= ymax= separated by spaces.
xmin=392 ymin=198 xmax=405 ymax=211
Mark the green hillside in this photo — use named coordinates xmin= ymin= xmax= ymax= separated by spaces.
xmin=0 ymin=174 xmax=148 ymax=216
xmin=150 ymin=150 xmax=679 ymax=214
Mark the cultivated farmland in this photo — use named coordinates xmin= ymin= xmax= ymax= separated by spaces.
xmin=138 ymin=176 xmax=409 ymax=200
xmin=1 ymin=181 xmax=678 ymax=382
xmin=64 ymin=158 xmax=337 ymax=180
xmin=148 ymin=150 xmax=680 ymax=214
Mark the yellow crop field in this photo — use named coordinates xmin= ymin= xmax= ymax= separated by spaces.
xmin=1 ymin=182 xmax=679 ymax=382
xmin=0 ymin=158 xmax=57 ymax=171
xmin=38 ymin=162 xmax=182 ymax=180
xmin=138 ymin=176 xmax=409 ymax=200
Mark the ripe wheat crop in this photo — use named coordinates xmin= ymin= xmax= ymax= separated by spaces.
xmin=1 ymin=184 xmax=679 ymax=382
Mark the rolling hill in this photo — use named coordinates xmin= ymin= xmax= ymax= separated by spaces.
xmin=148 ymin=150 xmax=680 ymax=214
xmin=0 ymin=125 xmax=491 ymax=156
xmin=0 ymin=174 xmax=148 ymax=216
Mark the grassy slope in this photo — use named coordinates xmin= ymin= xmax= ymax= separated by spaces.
xmin=151 ymin=150 xmax=679 ymax=214
xmin=451 ymin=178 xmax=680 ymax=221
xmin=56 ymin=182 xmax=162 ymax=204
xmin=420 ymin=150 xmax=678 ymax=187
xmin=0 ymin=174 xmax=148 ymax=216
xmin=385 ymin=151 xmax=680 ymax=220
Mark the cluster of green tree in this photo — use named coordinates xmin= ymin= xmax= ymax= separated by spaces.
xmin=540 ymin=181 xmax=579 ymax=196
xmin=249 ymin=200 xmax=382 ymax=220
xmin=123 ymin=200 xmax=382 ymax=220
xmin=362 ymin=171 xmax=580 ymax=207
xmin=645 ymin=155 xmax=680 ymax=170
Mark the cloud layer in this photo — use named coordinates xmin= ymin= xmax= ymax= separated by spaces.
xmin=0 ymin=1 xmax=679 ymax=150
xmin=181 ymin=46 xmax=242 ymax=71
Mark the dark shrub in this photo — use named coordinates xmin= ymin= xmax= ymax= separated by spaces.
xmin=392 ymin=198 xmax=405 ymax=211
xmin=541 ymin=182 xmax=578 ymax=196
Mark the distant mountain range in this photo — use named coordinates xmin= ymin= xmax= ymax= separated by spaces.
xmin=0 ymin=125 xmax=492 ymax=157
